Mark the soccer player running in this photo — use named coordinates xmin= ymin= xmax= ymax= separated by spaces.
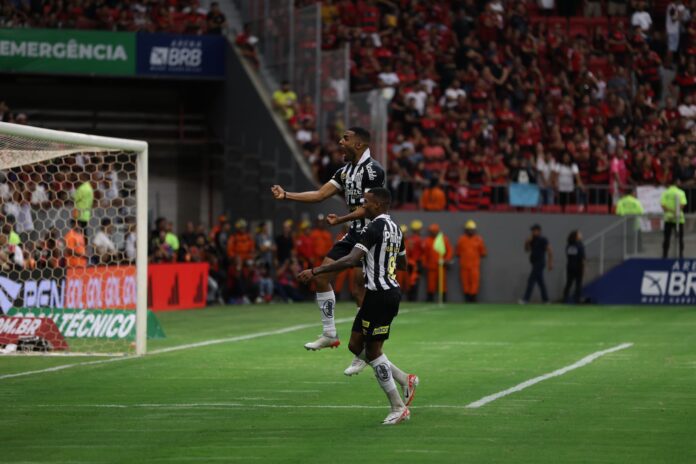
xmin=271 ymin=127 xmax=385 ymax=359
xmin=298 ymin=188 xmax=418 ymax=425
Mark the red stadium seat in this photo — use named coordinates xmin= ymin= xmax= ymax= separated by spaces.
xmin=587 ymin=204 xmax=611 ymax=214
xmin=541 ymin=205 xmax=562 ymax=213
xmin=399 ymin=203 xmax=418 ymax=211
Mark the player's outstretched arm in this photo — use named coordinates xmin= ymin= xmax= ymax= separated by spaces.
xmin=271 ymin=182 xmax=339 ymax=203
xmin=326 ymin=206 xmax=367 ymax=226
xmin=297 ymin=247 xmax=366 ymax=282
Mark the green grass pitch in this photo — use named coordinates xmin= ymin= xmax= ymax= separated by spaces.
xmin=1 ymin=303 xmax=695 ymax=463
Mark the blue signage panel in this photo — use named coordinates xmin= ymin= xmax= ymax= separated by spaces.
xmin=136 ymin=33 xmax=225 ymax=78
xmin=509 ymin=183 xmax=540 ymax=207
xmin=583 ymin=259 xmax=696 ymax=305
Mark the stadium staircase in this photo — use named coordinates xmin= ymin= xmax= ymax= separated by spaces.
xmin=582 ymin=216 xmax=695 ymax=299
xmin=222 ymin=22 xmax=342 ymax=224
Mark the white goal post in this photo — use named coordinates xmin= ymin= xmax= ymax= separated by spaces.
xmin=0 ymin=121 xmax=148 ymax=355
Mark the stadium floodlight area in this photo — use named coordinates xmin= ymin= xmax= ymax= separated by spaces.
xmin=0 ymin=122 xmax=148 ymax=356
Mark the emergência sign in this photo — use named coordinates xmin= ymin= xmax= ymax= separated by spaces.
xmin=0 ymin=40 xmax=128 ymax=61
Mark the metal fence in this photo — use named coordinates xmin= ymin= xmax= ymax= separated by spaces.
xmin=346 ymin=90 xmax=389 ymax=167
xmin=318 ymin=46 xmax=348 ymax=143
xmin=230 ymin=0 xmax=388 ymax=167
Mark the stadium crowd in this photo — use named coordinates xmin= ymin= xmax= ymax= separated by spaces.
xmin=264 ymin=0 xmax=696 ymax=212
xmin=0 ymin=0 xmax=228 ymax=34
xmin=0 ymin=151 xmax=136 ymax=272
xmin=146 ymin=214 xmax=485 ymax=304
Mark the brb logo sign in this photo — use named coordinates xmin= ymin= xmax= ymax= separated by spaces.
xmin=149 ymin=39 xmax=202 ymax=71
xmin=640 ymin=261 xmax=696 ymax=304
xmin=137 ymin=34 xmax=224 ymax=77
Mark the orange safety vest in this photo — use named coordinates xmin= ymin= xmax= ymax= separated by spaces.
xmin=227 ymin=232 xmax=255 ymax=261
xmin=310 ymin=228 xmax=334 ymax=261
xmin=422 ymin=235 xmax=453 ymax=270
xmin=65 ymin=228 xmax=87 ymax=268
xmin=421 ymin=187 xmax=446 ymax=211
xmin=457 ymin=234 xmax=487 ymax=268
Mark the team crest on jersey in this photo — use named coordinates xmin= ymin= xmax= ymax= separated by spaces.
xmin=341 ymin=171 xmax=347 ymax=182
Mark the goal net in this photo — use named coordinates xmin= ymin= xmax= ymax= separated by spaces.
xmin=0 ymin=122 xmax=148 ymax=356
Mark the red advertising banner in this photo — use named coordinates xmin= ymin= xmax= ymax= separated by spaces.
xmin=147 ymin=263 xmax=208 ymax=311
xmin=65 ymin=263 xmax=208 ymax=312
xmin=66 ymin=266 xmax=136 ymax=310
xmin=0 ymin=316 xmax=69 ymax=350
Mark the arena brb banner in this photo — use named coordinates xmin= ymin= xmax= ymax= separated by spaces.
xmin=136 ymin=33 xmax=225 ymax=78
xmin=583 ymin=259 xmax=696 ymax=305
xmin=0 ymin=263 xmax=208 ymax=313
xmin=0 ymin=29 xmax=225 ymax=78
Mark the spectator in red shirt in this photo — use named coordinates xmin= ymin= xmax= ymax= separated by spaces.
xmin=487 ymin=152 xmax=509 ymax=204
xmin=589 ymin=147 xmax=611 ymax=208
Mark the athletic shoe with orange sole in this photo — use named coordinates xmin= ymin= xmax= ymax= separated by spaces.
xmin=343 ymin=357 xmax=368 ymax=376
xmin=404 ymin=374 xmax=419 ymax=406
xmin=304 ymin=335 xmax=340 ymax=351
xmin=382 ymin=407 xmax=410 ymax=425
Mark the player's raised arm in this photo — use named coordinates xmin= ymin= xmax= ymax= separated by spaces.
xmin=271 ymin=181 xmax=339 ymax=203
xmin=298 ymin=246 xmax=366 ymax=282
xmin=326 ymin=206 xmax=367 ymax=226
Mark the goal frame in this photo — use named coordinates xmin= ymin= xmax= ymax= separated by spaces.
xmin=0 ymin=122 xmax=149 ymax=355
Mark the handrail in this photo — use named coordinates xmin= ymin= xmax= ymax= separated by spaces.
xmin=583 ymin=217 xmax=629 ymax=247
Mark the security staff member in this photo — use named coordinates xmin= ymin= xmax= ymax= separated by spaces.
xmin=563 ymin=230 xmax=585 ymax=304
xmin=661 ymin=182 xmax=688 ymax=259
xmin=456 ymin=220 xmax=487 ymax=302
xmin=615 ymin=188 xmax=645 ymax=216
xmin=520 ymin=224 xmax=553 ymax=304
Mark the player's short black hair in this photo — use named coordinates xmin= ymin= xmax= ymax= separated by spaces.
xmin=348 ymin=126 xmax=371 ymax=144
xmin=369 ymin=187 xmax=391 ymax=207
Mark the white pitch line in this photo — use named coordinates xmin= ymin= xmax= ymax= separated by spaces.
xmin=25 ymin=402 xmax=475 ymax=410
xmin=0 ymin=305 xmax=436 ymax=381
xmin=0 ymin=357 xmax=133 ymax=380
xmin=465 ymin=342 xmax=634 ymax=409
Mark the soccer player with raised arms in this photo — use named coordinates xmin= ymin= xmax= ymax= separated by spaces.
xmin=271 ymin=127 xmax=385 ymax=362
xmin=298 ymin=188 xmax=418 ymax=425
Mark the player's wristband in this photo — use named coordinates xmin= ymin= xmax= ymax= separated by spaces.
xmin=283 ymin=191 xmax=287 ymax=200
xmin=311 ymin=268 xmax=316 ymax=276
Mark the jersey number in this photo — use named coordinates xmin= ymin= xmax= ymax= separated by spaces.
xmin=388 ymin=256 xmax=396 ymax=278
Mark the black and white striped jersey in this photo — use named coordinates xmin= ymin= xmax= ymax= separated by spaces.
xmin=329 ymin=148 xmax=386 ymax=232
xmin=354 ymin=214 xmax=406 ymax=291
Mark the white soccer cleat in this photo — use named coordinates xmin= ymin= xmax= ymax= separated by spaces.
xmin=343 ymin=357 xmax=368 ymax=376
xmin=304 ymin=335 xmax=340 ymax=351
xmin=404 ymin=374 xmax=419 ymax=406
xmin=382 ymin=407 xmax=410 ymax=425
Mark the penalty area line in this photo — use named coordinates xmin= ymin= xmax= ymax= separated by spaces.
xmin=0 ymin=305 xmax=438 ymax=381
xmin=465 ymin=342 xmax=634 ymax=409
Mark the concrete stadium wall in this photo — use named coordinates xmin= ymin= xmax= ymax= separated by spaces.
xmin=223 ymin=44 xmax=342 ymax=228
xmin=391 ymin=211 xmax=622 ymax=303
